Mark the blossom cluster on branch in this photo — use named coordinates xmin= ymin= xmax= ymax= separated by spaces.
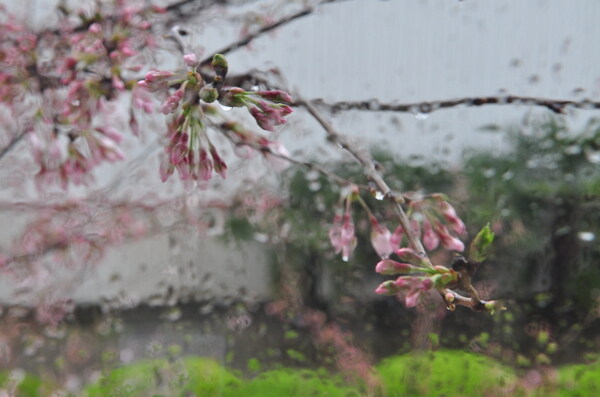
xmin=328 ymin=187 xmax=482 ymax=309
xmin=136 ymin=53 xmax=294 ymax=183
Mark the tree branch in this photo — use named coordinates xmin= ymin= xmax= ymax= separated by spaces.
xmin=0 ymin=133 xmax=25 ymax=163
xmin=213 ymin=121 xmax=365 ymax=189
xmin=312 ymin=95 xmax=600 ymax=115
xmin=299 ymin=98 xmax=500 ymax=313
xmin=199 ymin=0 xmax=346 ymax=67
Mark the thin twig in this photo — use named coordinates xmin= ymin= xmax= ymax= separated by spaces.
xmin=0 ymin=133 xmax=25 ymax=163
xmin=197 ymin=0 xmax=352 ymax=67
xmin=199 ymin=7 xmax=313 ymax=67
xmin=213 ymin=121 xmax=364 ymax=188
xmin=312 ymin=95 xmax=600 ymax=115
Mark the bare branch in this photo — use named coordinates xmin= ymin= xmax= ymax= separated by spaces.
xmin=312 ymin=95 xmax=600 ymax=115
xmin=199 ymin=7 xmax=313 ymax=67
xmin=198 ymin=0 xmax=351 ymax=67
xmin=213 ymin=121 xmax=365 ymax=189
xmin=0 ymin=133 xmax=25 ymax=163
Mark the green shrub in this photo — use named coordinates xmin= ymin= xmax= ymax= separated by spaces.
xmin=0 ymin=370 xmax=51 ymax=397
xmin=224 ymin=368 xmax=361 ymax=397
xmin=551 ymin=360 xmax=600 ymax=396
xmin=377 ymin=350 xmax=518 ymax=397
xmin=83 ymin=357 xmax=240 ymax=397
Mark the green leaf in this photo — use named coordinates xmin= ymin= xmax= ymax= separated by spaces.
xmin=469 ymin=224 xmax=495 ymax=263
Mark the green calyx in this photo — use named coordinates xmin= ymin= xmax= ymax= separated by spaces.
xmin=212 ymin=54 xmax=229 ymax=77
xmin=469 ymin=223 xmax=495 ymax=263
xmin=200 ymin=86 xmax=218 ymax=103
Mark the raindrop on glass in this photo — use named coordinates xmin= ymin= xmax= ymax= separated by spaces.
xmin=308 ymin=181 xmax=321 ymax=191
xmin=585 ymin=149 xmax=600 ymax=164
xmin=120 ymin=348 xmax=134 ymax=363
xmin=502 ymin=171 xmax=514 ymax=180
xmin=253 ymin=233 xmax=268 ymax=243
xmin=564 ymin=145 xmax=581 ymax=155
xmin=577 ymin=231 xmax=596 ymax=242
xmin=483 ymin=168 xmax=496 ymax=178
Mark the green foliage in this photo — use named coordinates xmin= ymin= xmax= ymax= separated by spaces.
xmin=466 ymin=117 xmax=600 ymax=203
xmin=463 ymin=116 xmax=600 ymax=306
xmin=377 ymin=350 xmax=518 ymax=397
xmin=14 ymin=354 xmax=600 ymax=396
xmin=0 ymin=371 xmax=49 ymax=397
xmin=224 ymin=369 xmax=361 ymax=397
xmin=223 ymin=216 xmax=255 ymax=242
xmin=83 ymin=357 xmax=240 ymax=397
xmin=534 ymin=359 xmax=600 ymax=396
xmin=469 ymin=223 xmax=495 ymax=263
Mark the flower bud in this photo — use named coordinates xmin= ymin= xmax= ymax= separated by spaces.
xmin=375 ymin=280 xmax=400 ymax=296
xmin=183 ymin=53 xmax=199 ymax=67
xmin=255 ymin=90 xmax=293 ymax=104
xmin=200 ymin=86 xmax=218 ymax=103
xmin=423 ymin=219 xmax=440 ymax=251
xmin=211 ymin=54 xmax=228 ymax=78
xmin=375 ymin=259 xmax=413 ymax=275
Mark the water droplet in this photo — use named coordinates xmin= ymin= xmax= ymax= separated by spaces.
xmin=564 ymin=145 xmax=581 ymax=155
xmin=502 ymin=171 xmax=514 ymax=180
xmin=219 ymin=103 xmax=232 ymax=111
xmin=483 ymin=168 xmax=496 ymax=178
xmin=577 ymin=231 xmax=596 ymax=242
xmin=119 ymin=348 xmax=134 ymax=363
xmin=161 ymin=307 xmax=182 ymax=322
xmin=374 ymin=191 xmax=385 ymax=200
xmin=414 ymin=112 xmax=429 ymax=121
xmin=199 ymin=302 xmax=214 ymax=315
xmin=253 ymin=233 xmax=268 ymax=243
xmin=585 ymin=149 xmax=600 ymax=164
xmin=308 ymin=181 xmax=321 ymax=191
xmin=305 ymin=169 xmax=320 ymax=181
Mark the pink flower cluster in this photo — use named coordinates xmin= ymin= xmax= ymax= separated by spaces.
xmin=159 ymin=116 xmax=228 ymax=183
xmin=369 ymin=216 xmax=403 ymax=258
xmin=57 ymin=2 xmax=163 ymax=86
xmin=407 ymin=195 xmax=467 ymax=252
xmin=29 ymin=118 xmax=125 ymax=189
xmin=373 ymin=246 xmax=460 ymax=308
xmin=323 ymin=188 xmax=467 ymax=308
xmin=220 ymin=88 xmax=294 ymax=132
xmin=328 ymin=186 xmax=360 ymax=261
xmin=375 ymin=276 xmax=434 ymax=308
xmin=0 ymin=3 xmax=166 ymax=188
xmin=219 ymin=120 xmax=292 ymax=171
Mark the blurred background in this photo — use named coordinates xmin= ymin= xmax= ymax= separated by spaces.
xmin=0 ymin=0 xmax=599 ymax=395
